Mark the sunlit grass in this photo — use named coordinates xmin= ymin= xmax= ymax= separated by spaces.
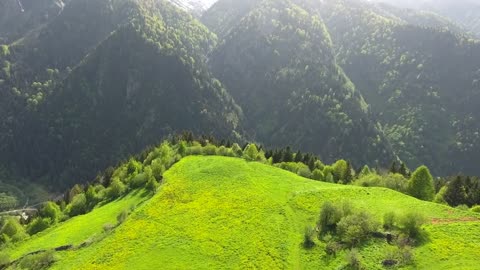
xmin=8 ymin=156 xmax=480 ymax=269
xmin=5 ymin=189 xmax=149 ymax=260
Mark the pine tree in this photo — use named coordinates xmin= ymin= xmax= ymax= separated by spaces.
xmin=265 ymin=150 xmax=273 ymax=159
xmin=399 ymin=162 xmax=408 ymax=177
xmin=294 ymin=151 xmax=303 ymax=163
xmin=345 ymin=161 xmax=354 ymax=184
xmin=358 ymin=165 xmax=371 ymax=178
xmin=444 ymin=176 xmax=467 ymax=207
xmin=283 ymin=146 xmax=293 ymax=162
xmin=308 ymin=157 xmax=316 ymax=171
xmin=272 ymin=150 xmax=282 ymax=163
xmin=390 ymin=161 xmax=398 ymax=174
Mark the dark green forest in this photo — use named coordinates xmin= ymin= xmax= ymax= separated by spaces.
xmin=0 ymin=0 xmax=480 ymax=207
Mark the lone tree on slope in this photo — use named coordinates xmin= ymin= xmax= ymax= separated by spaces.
xmin=408 ymin=166 xmax=435 ymax=201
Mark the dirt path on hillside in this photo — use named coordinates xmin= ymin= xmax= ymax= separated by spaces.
xmin=431 ymin=217 xmax=480 ymax=225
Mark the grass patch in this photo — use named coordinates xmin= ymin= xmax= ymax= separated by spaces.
xmin=6 ymin=156 xmax=480 ymax=269
xmin=5 ymin=189 xmax=149 ymax=260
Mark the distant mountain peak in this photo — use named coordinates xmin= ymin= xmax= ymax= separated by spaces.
xmin=168 ymin=0 xmax=217 ymax=15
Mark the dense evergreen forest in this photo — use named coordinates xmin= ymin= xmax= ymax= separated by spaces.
xmin=370 ymin=0 xmax=480 ymax=38
xmin=0 ymin=0 xmax=480 ymax=204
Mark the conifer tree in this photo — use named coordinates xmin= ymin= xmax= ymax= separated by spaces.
xmin=399 ymin=162 xmax=408 ymax=177
xmin=444 ymin=176 xmax=467 ymax=206
xmin=407 ymin=166 xmax=435 ymax=201
xmin=283 ymin=147 xmax=293 ymax=162
xmin=390 ymin=161 xmax=398 ymax=174
xmin=294 ymin=151 xmax=303 ymax=163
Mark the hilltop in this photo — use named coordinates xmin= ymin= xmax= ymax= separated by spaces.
xmin=3 ymin=152 xmax=480 ymax=269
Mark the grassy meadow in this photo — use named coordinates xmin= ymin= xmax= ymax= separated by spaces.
xmin=5 ymin=156 xmax=480 ymax=269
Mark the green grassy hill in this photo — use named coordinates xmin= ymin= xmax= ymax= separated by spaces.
xmin=6 ymin=156 xmax=480 ymax=269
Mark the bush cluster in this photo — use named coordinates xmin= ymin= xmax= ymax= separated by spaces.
xmin=306 ymin=201 xmax=426 ymax=268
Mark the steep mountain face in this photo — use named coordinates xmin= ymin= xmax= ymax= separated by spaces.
xmin=371 ymin=0 xmax=480 ymax=37
xmin=204 ymin=0 xmax=395 ymax=167
xmin=313 ymin=0 xmax=480 ymax=175
xmin=0 ymin=0 xmax=242 ymax=188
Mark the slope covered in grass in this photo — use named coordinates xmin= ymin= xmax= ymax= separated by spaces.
xmin=30 ymin=156 xmax=479 ymax=270
xmin=5 ymin=189 xmax=150 ymax=261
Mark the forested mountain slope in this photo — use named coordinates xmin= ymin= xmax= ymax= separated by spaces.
xmin=371 ymin=0 xmax=480 ymax=38
xmin=303 ymin=0 xmax=480 ymax=175
xmin=204 ymin=0 xmax=396 ymax=167
xmin=0 ymin=0 xmax=68 ymax=44
xmin=0 ymin=0 xmax=242 ymax=188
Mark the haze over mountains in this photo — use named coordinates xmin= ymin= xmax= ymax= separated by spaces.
xmin=0 ymin=0 xmax=479 ymax=192
xmin=369 ymin=0 xmax=480 ymax=37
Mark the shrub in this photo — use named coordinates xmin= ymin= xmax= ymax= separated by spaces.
xmin=146 ymin=177 xmax=159 ymax=193
xmin=434 ymin=186 xmax=448 ymax=204
xmin=217 ymin=146 xmax=229 ymax=156
xmin=68 ymin=184 xmax=83 ymax=203
xmin=383 ymin=246 xmax=399 ymax=266
xmin=103 ymin=223 xmax=115 ymax=232
xmin=0 ymin=193 xmax=17 ymax=211
xmin=333 ymin=160 xmax=348 ymax=182
xmin=399 ymin=245 xmax=414 ymax=265
xmin=86 ymin=185 xmax=105 ymax=210
xmin=0 ymin=251 xmax=9 ymax=266
xmin=144 ymin=143 xmax=175 ymax=167
xmin=471 ymin=205 xmax=480 ymax=213
xmin=0 ymin=45 xmax=9 ymax=58
xmin=275 ymin=162 xmax=309 ymax=175
xmin=131 ymin=173 xmax=147 ymax=188
xmin=303 ymin=226 xmax=315 ymax=248
xmin=314 ymin=160 xmax=325 ymax=170
xmin=187 ymin=146 xmax=203 ymax=155
xmin=325 ymin=173 xmax=334 ymax=183
xmin=383 ymin=211 xmax=396 ymax=230
xmin=0 ymin=217 xmax=28 ymax=243
xmin=203 ymin=144 xmax=218 ymax=155
xmin=66 ymin=193 xmax=87 ymax=217
xmin=354 ymin=174 xmax=383 ymax=188
xmin=354 ymin=174 xmax=407 ymax=193
xmin=456 ymin=204 xmax=469 ymax=211
xmin=40 ymin=202 xmax=62 ymax=223
xmin=341 ymin=201 xmax=354 ymax=217
xmin=337 ymin=211 xmax=379 ymax=247
xmin=383 ymin=174 xmax=408 ymax=193
xmin=107 ymin=178 xmax=126 ymax=200
xmin=18 ymin=251 xmax=55 ymax=270
xmin=398 ymin=211 xmax=426 ymax=240
xmin=325 ymin=240 xmax=342 ymax=257
xmin=143 ymin=166 xmax=159 ymax=193
xmin=358 ymin=165 xmax=371 ymax=178
xmin=297 ymin=167 xmax=312 ymax=178
xmin=317 ymin=202 xmax=342 ymax=235
xmin=231 ymin=143 xmax=243 ymax=157
xmin=151 ymin=159 xmax=166 ymax=180
xmin=323 ymin=166 xmax=335 ymax=181
xmin=243 ymin=144 xmax=259 ymax=161
xmin=126 ymin=159 xmax=142 ymax=177
xmin=27 ymin=218 xmax=52 ymax=235
xmin=345 ymin=249 xmax=362 ymax=270
xmin=312 ymin=169 xmax=324 ymax=181
xmin=178 ymin=141 xmax=187 ymax=157
xmin=117 ymin=210 xmax=129 ymax=225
